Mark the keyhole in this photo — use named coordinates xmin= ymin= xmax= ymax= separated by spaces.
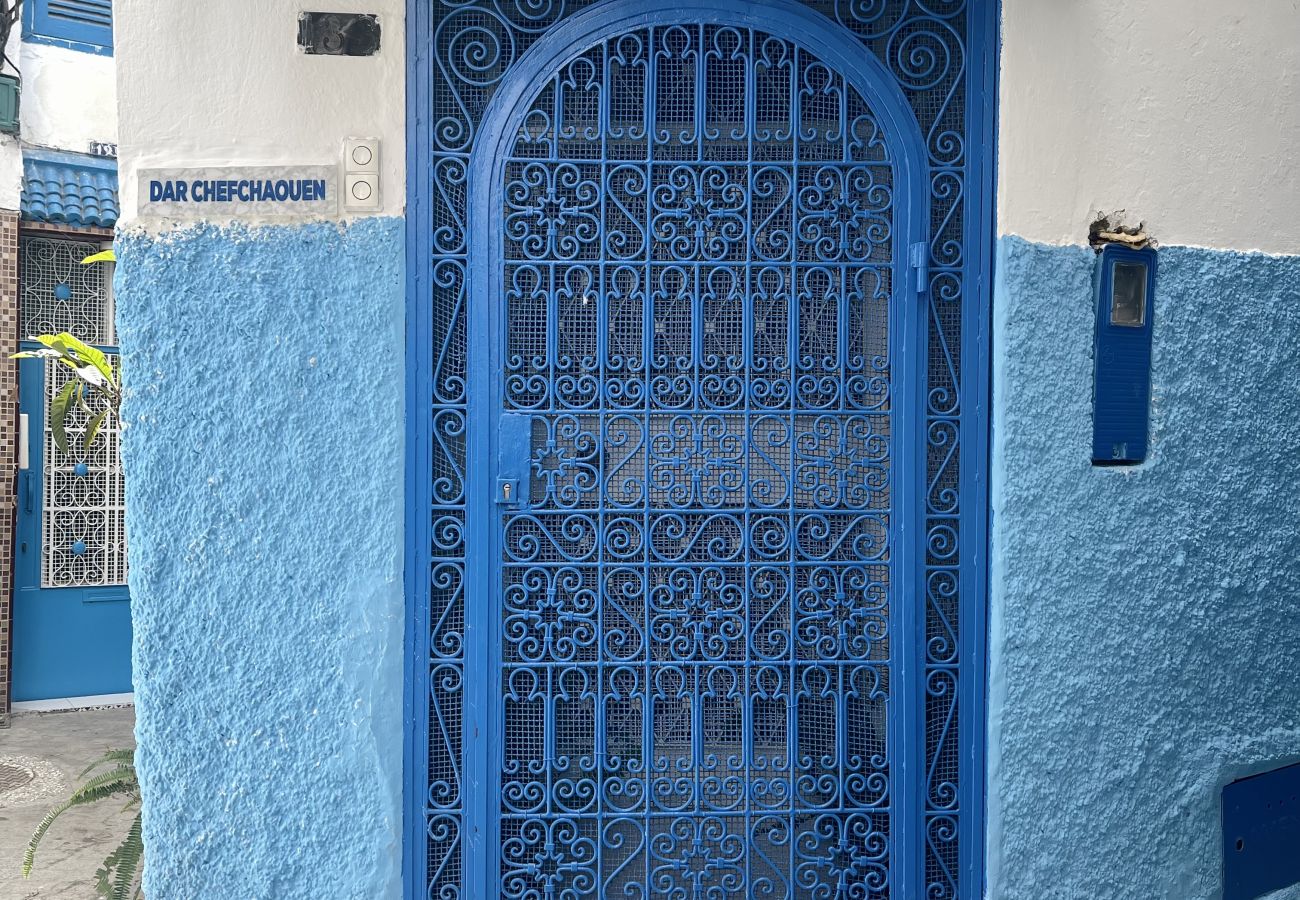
xmin=503 ymin=482 xmax=512 ymax=501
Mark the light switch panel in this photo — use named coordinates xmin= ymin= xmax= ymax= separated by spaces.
xmin=344 ymin=173 xmax=381 ymax=211
xmin=344 ymin=137 xmax=380 ymax=174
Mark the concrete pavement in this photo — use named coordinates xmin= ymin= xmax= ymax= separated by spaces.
xmin=0 ymin=706 xmax=137 ymax=899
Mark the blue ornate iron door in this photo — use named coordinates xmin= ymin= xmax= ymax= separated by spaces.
xmin=408 ymin=1 xmax=995 ymax=898
xmin=488 ymin=23 xmax=921 ymax=899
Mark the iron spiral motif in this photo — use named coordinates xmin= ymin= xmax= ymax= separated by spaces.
xmin=424 ymin=1 xmax=970 ymax=897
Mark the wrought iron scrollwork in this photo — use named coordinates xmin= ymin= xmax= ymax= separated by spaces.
xmin=425 ymin=1 xmax=972 ymax=896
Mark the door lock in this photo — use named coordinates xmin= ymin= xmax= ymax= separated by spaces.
xmin=496 ymin=413 xmax=532 ymax=509
xmin=496 ymin=477 xmax=522 ymax=507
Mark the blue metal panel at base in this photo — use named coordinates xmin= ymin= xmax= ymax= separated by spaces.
xmin=989 ymin=236 xmax=1300 ymax=899
xmin=114 ymin=219 xmax=405 ymax=899
xmin=1224 ymin=763 xmax=1300 ymax=900
xmin=11 ymin=589 xmax=131 ymax=699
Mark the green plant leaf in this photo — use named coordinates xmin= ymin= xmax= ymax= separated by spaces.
xmin=84 ymin=749 xmax=135 ymax=773
xmin=67 ymin=766 xmax=138 ymax=803
xmin=75 ymin=363 xmax=109 ymax=390
xmin=49 ymin=381 xmax=75 ymax=454
xmin=34 ymin=333 xmax=74 ymax=357
xmin=22 ymin=796 xmax=77 ymax=877
xmin=26 ymin=748 xmax=138 ymax=883
xmin=19 ymin=335 xmax=118 ymax=398
xmin=50 ymin=332 xmax=113 ymax=385
xmin=111 ymin=813 xmax=144 ymax=900
xmin=84 ymin=407 xmax=111 ymax=454
xmin=72 ymin=381 xmax=89 ymax=417
xmin=80 ymin=249 xmax=116 ymax=265
xmin=93 ymin=811 xmax=142 ymax=900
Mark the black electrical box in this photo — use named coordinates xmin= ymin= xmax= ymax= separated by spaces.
xmin=298 ymin=13 xmax=381 ymax=56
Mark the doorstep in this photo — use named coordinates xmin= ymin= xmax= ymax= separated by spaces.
xmin=12 ymin=692 xmax=135 ymax=713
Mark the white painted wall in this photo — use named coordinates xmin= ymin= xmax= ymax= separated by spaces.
xmin=21 ymin=42 xmax=117 ymax=152
xmin=0 ymin=133 xmax=20 ymax=211
xmin=0 ymin=27 xmax=23 ymax=210
xmin=0 ymin=27 xmax=119 ymax=212
xmin=115 ymin=0 xmax=404 ymax=226
xmin=113 ymin=0 xmax=1298 ymax=247
xmin=999 ymin=0 xmax=1300 ymax=255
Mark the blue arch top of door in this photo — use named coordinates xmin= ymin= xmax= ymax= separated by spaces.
xmin=466 ymin=0 xmax=930 ymax=259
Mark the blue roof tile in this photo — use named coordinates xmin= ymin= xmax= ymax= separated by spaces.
xmin=21 ymin=153 xmax=119 ymax=228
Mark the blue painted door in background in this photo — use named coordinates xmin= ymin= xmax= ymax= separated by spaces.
xmin=13 ymin=357 xmax=131 ymax=701
xmin=12 ymin=235 xmax=130 ymax=702
xmin=410 ymin=1 xmax=995 ymax=897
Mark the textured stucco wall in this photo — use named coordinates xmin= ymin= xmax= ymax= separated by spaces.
xmin=115 ymin=218 xmax=405 ymax=898
xmin=989 ymin=236 xmax=1300 ymax=898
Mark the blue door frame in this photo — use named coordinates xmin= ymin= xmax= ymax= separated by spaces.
xmin=405 ymin=1 xmax=998 ymax=896
xmin=12 ymin=354 xmax=131 ymax=701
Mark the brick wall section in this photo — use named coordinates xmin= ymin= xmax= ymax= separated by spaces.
xmin=19 ymin=221 xmax=114 ymax=239
xmin=0 ymin=211 xmax=18 ymax=726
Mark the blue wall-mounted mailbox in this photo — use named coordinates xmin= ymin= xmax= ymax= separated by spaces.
xmin=1092 ymin=244 xmax=1157 ymax=465
xmin=1223 ymin=762 xmax=1300 ymax=900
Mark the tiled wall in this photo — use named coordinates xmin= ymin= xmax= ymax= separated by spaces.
xmin=0 ymin=211 xmax=18 ymax=725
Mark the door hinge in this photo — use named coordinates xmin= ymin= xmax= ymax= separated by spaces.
xmin=909 ymin=241 xmax=929 ymax=294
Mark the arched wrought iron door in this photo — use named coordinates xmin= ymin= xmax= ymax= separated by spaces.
xmin=407 ymin=2 xmax=995 ymax=898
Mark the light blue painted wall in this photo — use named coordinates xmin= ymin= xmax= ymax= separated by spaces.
xmin=989 ymin=236 xmax=1300 ymax=898
xmin=113 ymin=221 xmax=1300 ymax=898
xmin=114 ymin=219 xmax=405 ymax=900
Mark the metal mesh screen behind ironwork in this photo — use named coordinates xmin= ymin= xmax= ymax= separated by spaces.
xmin=496 ymin=25 xmax=894 ymax=898
xmin=19 ymin=235 xmax=125 ymax=588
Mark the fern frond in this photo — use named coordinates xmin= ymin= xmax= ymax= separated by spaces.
xmin=65 ymin=774 xmax=138 ymax=808
xmin=111 ymin=812 xmax=144 ymax=900
xmin=22 ymin=797 xmax=78 ymax=877
xmin=80 ymin=748 xmax=135 ymax=778
xmin=76 ymin=764 xmax=137 ymax=788
xmin=94 ymin=856 xmax=113 ymax=896
xmin=26 ymin=748 xmax=140 ymax=882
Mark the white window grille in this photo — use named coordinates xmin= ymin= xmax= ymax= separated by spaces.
xmin=40 ymin=358 xmax=127 ymax=587
xmin=20 ymin=235 xmax=114 ymax=345
xmin=20 ymin=233 xmax=126 ymax=588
